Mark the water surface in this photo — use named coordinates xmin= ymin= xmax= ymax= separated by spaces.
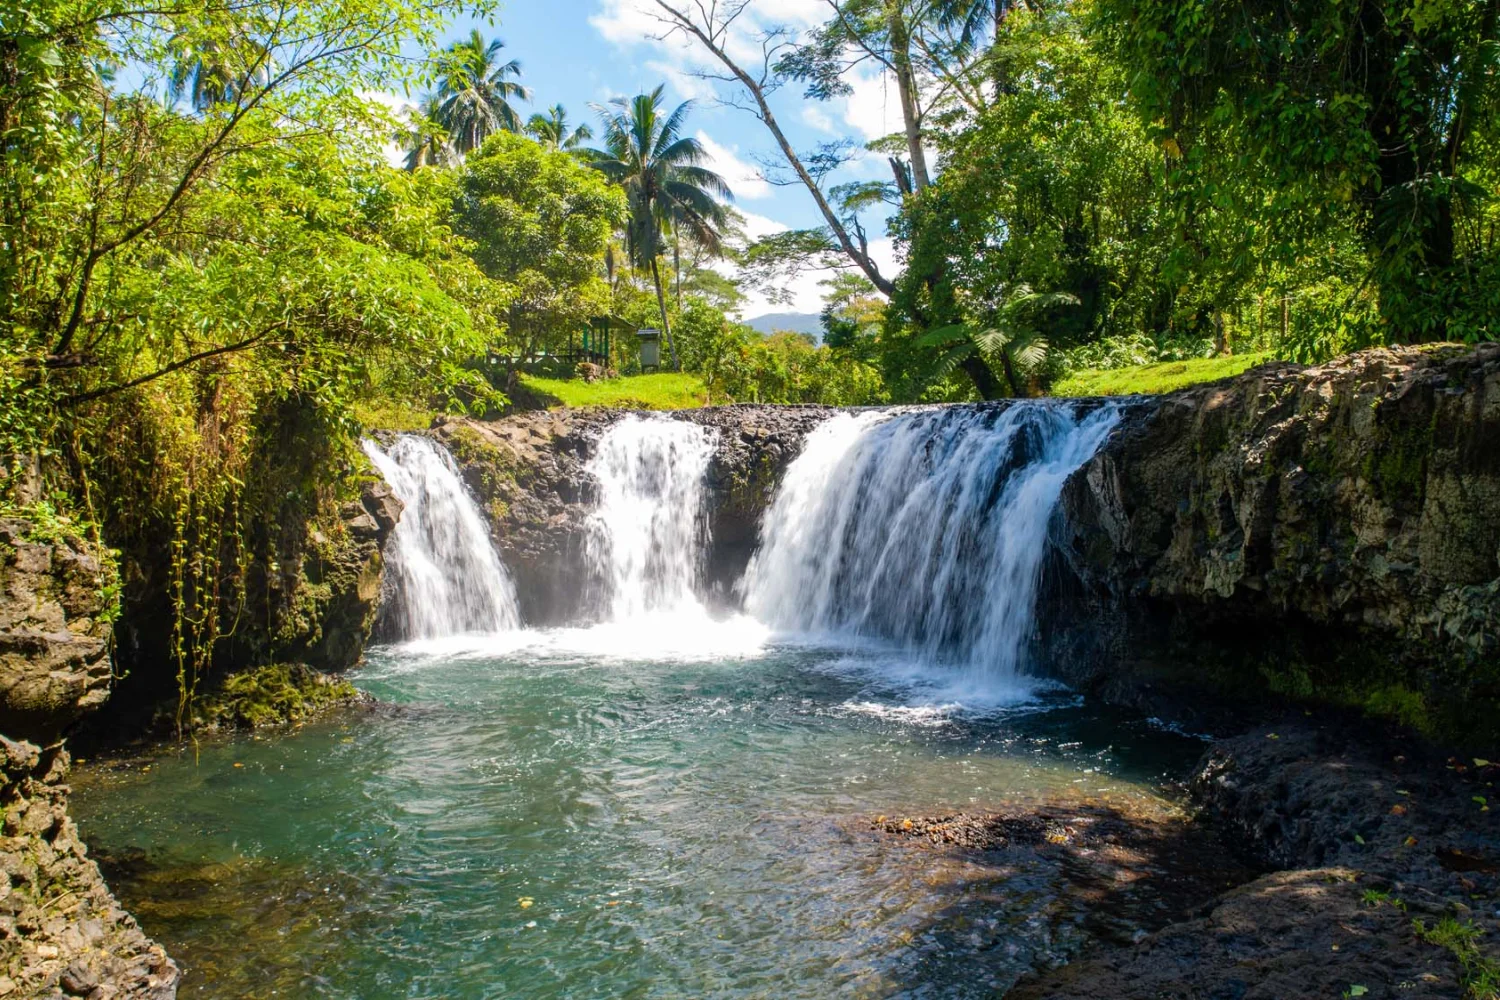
xmin=74 ymin=624 xmax=1204 ymax=999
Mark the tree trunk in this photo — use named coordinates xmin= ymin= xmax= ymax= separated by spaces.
xmin=650 ymin=257 xmax=679 ymax=371
xmin=887 ymin=5 xmax=931 ymax=192
xmin=673 ymin=237 xmax=682 ymax=312
xmin=960 ymin=354 xmax=1004 ymax=400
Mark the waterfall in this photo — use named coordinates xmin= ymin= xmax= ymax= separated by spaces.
xmin=585 ymin=416 xmax=718 ymax=619
xmin=742 ymin=402 xmax=1118 ymax=679
xmin=362 ymin=435 xmax=521 ymax=639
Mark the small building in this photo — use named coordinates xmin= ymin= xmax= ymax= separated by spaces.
xmin=636 ymin=328 xmax=661 ymax=373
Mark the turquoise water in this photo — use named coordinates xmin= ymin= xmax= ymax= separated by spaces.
xmin=72 ymin=621 xmax=1203 ymax=999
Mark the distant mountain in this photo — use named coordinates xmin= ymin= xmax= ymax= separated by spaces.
xmin=742 ymin=311 xmax=824 ymax=341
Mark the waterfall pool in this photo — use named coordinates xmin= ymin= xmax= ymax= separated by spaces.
xmin=71 ymin=626 xmax=1214 ymax=999
xmin=69 ymin=404 xmax=1232 ymax=997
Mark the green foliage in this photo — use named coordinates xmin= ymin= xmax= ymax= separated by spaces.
xmin=584 ymin=86 xmax=734 ymax=369
xmin=1052 ymin=353 xmax=1273 ymax=397
xmin=454 ymin=132 xmax=624 ymax=357
xmin=1092 ymin=0 xmax=1500 ymax=342
xmin=0 ymin=0 xmax=510 ymax=726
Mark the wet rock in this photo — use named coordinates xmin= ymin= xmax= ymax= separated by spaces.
xmin=1009 ymin=721 xmax=1498 ymax=999
xmin=430 ymin=406 xmax=833 ymax=624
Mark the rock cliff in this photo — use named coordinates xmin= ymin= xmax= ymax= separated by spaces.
xmin=1051 ymin=343 xmax=1500 ymax=742
xmin=0 ymin=522 xmax=116 ymax=746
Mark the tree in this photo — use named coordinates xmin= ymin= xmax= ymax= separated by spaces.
xmin=1093 ymin=0 xmax=1500 ymax=341
xmin=526 ymin=104 xmax=593 ymax=151
xmin=583 ymin=87 xmax=733 ymax=370
xmin=436 ymin=31 xmax=531 ymax=156
xmin=168 ymin=19 xmax=273 ymax=112
xmin=912 ymin=286 xmax=1077 ymax=397
xmin=400 ymin=93 xmax=454 ymax=170
xmin=453 ymin=131 xmax=625 ymax=372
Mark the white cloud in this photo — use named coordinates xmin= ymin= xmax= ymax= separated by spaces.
xmin=801 ymin=106 xmax=836 ymax=133
xmin=695 ymin=132 xmax=770 ymax=200
xmin=735 ymin=209 xmax=790 ymax=240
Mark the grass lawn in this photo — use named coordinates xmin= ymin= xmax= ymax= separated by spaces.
xmin=1051 ymin=352 xmax=1277 ymax=397
xmin=519 ymin=372 xmax=711 ymax=410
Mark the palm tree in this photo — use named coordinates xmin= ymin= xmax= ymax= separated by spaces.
xmin=168 ymin=29 xmax=271 ymax=111
xmin=584 ymin=86 xmax=733 ymax=370
xmin=915 ymin=285 xmax=1077 ymax=397
xmin=436 ymin=31 xmax=531 ymax=156
xmin=526 ymin=104 xmax=593 ymax=151
xmin=399 ymin=94 xmax=454 ymax=171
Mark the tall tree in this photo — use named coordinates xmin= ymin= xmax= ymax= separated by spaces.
xmin=526 ymin=104 xmax=593 ymax=150
xmin=583 ymin=86 xmax=733 ymax=370
xmin=167 ymin=22 xmax=273 ymax=112
xmin=400 ymin=93 xmax=454 ymax=170
xmin=436 ymin=31 xmax=531 ymax=156
xmin=1093 ymin=0 xmax=1500 ymax=341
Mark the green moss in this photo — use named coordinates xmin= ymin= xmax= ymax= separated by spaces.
xmin=1053 ymin=353 xmax=1276 ymax=397
xmin=518 ymin=373 xmax=710 ymax=410
xmin=190 ymin=663 xmax=359 ymax=731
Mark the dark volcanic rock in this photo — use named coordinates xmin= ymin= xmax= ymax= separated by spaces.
xmin=1051 ymin=344 xmax=1500 ymax=743
xmin=1009 ymin=721 xmax=1499 ymax=1000
xmin=1007 ymin=867 xmax=1465 ymax=1000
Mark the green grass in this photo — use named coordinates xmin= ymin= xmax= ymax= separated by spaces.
xmin=1052 ymin=352 xmax=1276 ymax=397
xmin=519 ymin=373 xmax=711 ymax=410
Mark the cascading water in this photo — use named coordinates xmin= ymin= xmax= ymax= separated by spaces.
xmin=743 ymin=402 xmax=1118 ymax=682
xmin=584 ymin=416 xmax=718 ymax=619
xmin=362 ymin=435 xmax=521 ymax=639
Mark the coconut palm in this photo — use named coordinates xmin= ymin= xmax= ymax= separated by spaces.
xmin=436 ymin=31 xmax=531 ymax=156
xmin=168 ymin=28 xmax=272 ymax=111
xmin=584 ymin=86 xmax=733 ymax=370
xmin=399 ymin=94 xmax=454 ymax=171
xmin=526 ymin=105 xmax=593 ymax=151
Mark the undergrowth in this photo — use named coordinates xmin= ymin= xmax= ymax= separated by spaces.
xmin=189 ymin=663 xmax=360 ymax=730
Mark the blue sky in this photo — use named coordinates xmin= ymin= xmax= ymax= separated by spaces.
xmin=409 ymin=0 xmax=904 ymax=317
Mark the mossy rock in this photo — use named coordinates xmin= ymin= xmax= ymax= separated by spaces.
xmin=190 ymin=663 xmax=362 ymax=731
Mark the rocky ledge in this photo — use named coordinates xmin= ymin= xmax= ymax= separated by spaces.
xmin=867 ymin=719 xmax=1498 ymax=999
xmin=0 ymin=738 xmax=178 ymax=999
xmin=1006 ymin=720 xmax=1498 ymax=999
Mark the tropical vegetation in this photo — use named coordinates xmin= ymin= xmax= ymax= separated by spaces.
xmin=1 ymin=0 xmax=1495 ymax=712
